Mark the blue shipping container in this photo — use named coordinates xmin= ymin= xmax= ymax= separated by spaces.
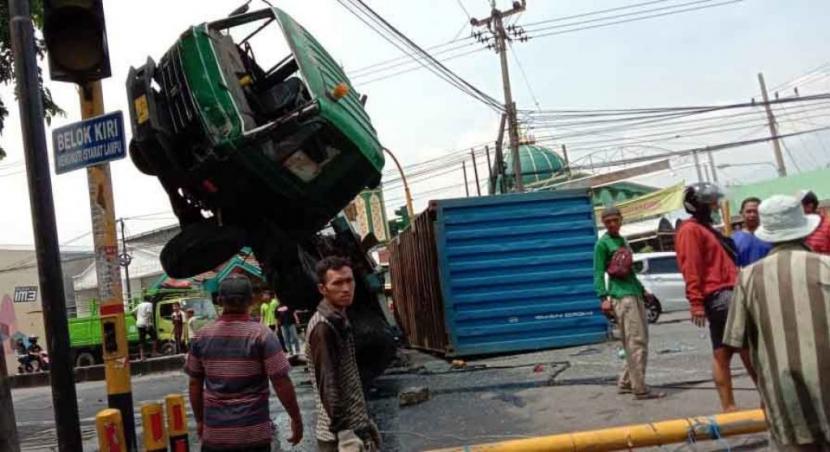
xmin=433 ymin=190 xmax=607 ymax=357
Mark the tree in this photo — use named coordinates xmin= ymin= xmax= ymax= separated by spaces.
xmin=0 ymin=0 xmax=63 ymax=160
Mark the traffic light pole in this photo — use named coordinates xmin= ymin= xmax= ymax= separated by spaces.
xmin=80 ymin=81 xmax=137 ymax=451
xmin=8 ymin=0 xmax=82 ymax=450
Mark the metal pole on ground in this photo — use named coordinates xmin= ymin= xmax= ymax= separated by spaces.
xmin=429 ymin=409 xmax=767 ymax=452
xmin=8 ymin=0 xmax=82 ymax=449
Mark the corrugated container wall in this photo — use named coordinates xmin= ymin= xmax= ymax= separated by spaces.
xmin=389 ymin=190 xmax=607 ymax=357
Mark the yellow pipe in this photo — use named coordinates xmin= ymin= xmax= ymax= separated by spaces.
xmin=429 ymin=409 xmax=767 ymax=452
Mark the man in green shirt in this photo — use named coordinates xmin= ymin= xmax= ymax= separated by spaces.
xmin=594 ymin=206 xmax=664 ymax=400
xmin=260 ymin=291 xmax=279 ymax=332
xmin=261 ymin=291 xmax=287 ymax=351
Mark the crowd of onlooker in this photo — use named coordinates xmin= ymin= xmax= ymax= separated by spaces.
xmin=596 ymin=183 xmax=830 ymax=451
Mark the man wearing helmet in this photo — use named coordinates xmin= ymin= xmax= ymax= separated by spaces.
xmin=675 ymin=183 xmax=756 ymax=412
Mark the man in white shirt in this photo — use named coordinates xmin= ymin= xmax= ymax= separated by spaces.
xmin=135 ymin=298 xmax=155 ymax=360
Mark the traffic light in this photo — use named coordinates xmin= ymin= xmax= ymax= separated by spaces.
xmin=43 ymin=0 xmax=111 ymax=82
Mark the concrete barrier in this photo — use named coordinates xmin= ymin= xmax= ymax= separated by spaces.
xmin=9 ymin=355 xmax=186 ymax=389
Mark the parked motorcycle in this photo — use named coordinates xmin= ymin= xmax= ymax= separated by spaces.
xmin=16 ymin=336 xmax=49 ymax=374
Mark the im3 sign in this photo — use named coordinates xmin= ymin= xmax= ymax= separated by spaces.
xmin=13 ymin=286 xmax=38 ymax=303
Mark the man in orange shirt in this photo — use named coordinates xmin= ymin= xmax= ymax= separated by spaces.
xmin=675 ymin=183 xmax=756 ymax=412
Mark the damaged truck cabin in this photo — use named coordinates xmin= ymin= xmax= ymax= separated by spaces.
xmin=125 ymin=7 xmax=395 ymax=382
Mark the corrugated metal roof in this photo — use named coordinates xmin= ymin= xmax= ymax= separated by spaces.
xmin=433 ymin=190 xmax=607 ymax=356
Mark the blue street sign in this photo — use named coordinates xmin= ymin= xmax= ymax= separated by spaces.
xmin=52 ymin=111 xmax=126 ymax=175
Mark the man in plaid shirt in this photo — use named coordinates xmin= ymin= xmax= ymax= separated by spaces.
xmin=187 ymin=275 xmax=303 ymax=451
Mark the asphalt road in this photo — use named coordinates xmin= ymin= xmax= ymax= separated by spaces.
xmin=11 ymin=311 xmax=767 ymax=451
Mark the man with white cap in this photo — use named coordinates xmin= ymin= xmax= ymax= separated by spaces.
xmin=723 ymin=195 xmax=830 ymax=451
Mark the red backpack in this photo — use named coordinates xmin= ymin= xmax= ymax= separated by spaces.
xmin=607 ymin=246 xmax=633 ymax=279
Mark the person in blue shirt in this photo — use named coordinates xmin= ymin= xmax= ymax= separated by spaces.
xmin=732 ymin=197 xmax=773 ymax=266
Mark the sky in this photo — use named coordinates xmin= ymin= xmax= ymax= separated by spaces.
xmin=1 ymin=0 xmax=829 ymax=247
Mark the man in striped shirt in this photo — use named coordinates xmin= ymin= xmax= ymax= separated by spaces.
xmin=186 ymin=275 xmax=303 ymax=451
xmin=308 ymin=256 xmax=381 ymax=451
xmin=724 ymin=195 xmax=830 ymax=451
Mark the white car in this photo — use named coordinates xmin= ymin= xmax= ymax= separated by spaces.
xmin=633 ymin=252 xmax=688 ymax=313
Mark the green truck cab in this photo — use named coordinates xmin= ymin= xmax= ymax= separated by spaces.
xmin=125 ymin=7 xmax=397 ymax=382
xmin=68 ymin=296 xmax=218 ymax=367
xmin=126 ymin=7 xmax=385 ymax=279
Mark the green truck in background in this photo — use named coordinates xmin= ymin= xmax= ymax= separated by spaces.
xmin=68 ymin=295 xmax=218 ymax=367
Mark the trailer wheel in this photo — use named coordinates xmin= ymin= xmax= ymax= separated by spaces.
xmin=74 ymin=351 xmax=96 ymax=368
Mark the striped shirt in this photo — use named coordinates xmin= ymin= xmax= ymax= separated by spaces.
xmin=306 ymin=302 xmax=372 ymax=442
xmin=723 ymin=244 xmax=830 ymax=446
xmin=186 ymin=313 xmax=291 ymax=448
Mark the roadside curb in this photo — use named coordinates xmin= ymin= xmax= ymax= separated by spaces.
xmin=9 ymin=355 xmax=185 ymax=389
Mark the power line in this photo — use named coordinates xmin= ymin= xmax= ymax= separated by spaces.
xmin=524 ymin=0 xmax=743 ymax=40
xmin=350 ymin=39 xmax=478 ymax=78
xmin=337 ymin=0 xmax=505 ymax=112
xmin=455 ymin=0 xmax=472 ymax=20
xmin=566 ymin=125 xmax=830 ymax=171
xmin=508 ymin=41 xmax=541 ymax=111
xmin=356 ymin=48 xmax=486 ymax=85
xmin=520 ymin=0 xmax=677 ymax=28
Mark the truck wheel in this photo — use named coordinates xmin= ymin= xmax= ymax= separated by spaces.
xmin=161 ymin=220 xmax=246 ymax=278
xmin=129 ymin=140 xmax=159 ymax=176
xmin=160 ymin=342 xmax=176 ymax=356
xmin=75 ymin=352 xmax=96 ymax=368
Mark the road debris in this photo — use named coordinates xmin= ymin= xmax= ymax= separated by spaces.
xmin=399 ymin=386 xmax=431 ymax=407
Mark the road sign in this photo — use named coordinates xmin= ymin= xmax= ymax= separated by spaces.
xmin=52 ymin=111 xmax=126 ymax=174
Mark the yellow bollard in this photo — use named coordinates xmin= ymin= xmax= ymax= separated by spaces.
xmin=95 ymin=408 xmax=126 ymax=452
xmin=429 ymin=409 xmax=768 ymax=452
xmin=141 ymin=403 xmax=167 ymax=452
xmin=166 ymin=394 xmax=190 ymax=452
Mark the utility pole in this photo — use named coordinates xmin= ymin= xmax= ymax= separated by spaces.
xmin=494 ymin=114 xmax=508 ymax=194
xmin=561 ymin=144 xmax=571 ymax=178
xmin=758 ymin=72 xmax=787 ymax=177
xmin=470 ymin=149 xmax=482 ymax=196
xmin=472 ymin=0 xmax=527 ymax=192
xmin=118 ymin=219 xmax=133 ymax=304
xmin=707 ymin=148 xmax=719 ymax=184
xmin=9 ymin=0 xmax=82 ymax=449
xmin=484 ymin=145 xmax=493 ymax=187
xmin=692 ymin=149 xmax=704 ymax=183
xmin=462 ymin=161 xmax=470 ymax=197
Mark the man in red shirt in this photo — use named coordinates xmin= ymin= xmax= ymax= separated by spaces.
xmin=675 ymin=183 xmax=756 ymax=412
xmin=801 ymin=191 xmax=830 ymax=254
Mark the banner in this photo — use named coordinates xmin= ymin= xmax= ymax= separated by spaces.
xmin=595 ymin=183 xmax=685 ymax=224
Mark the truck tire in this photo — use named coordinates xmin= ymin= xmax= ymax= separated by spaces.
xmin=129 ymin=140 xmax=160 ymax=176
xmin=160 ymin=341 xmax=176 ymax=356
xmin=75 ymin=351 xmax=96 ymax=368
xmin=161 ymin=220 xmax=246 ymax=278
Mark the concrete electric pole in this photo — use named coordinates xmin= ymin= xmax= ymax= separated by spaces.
xmin=757 ymin=72 xmax=787 ymax=177
xmin=471 ymin=0 xmax=527 ymax=192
